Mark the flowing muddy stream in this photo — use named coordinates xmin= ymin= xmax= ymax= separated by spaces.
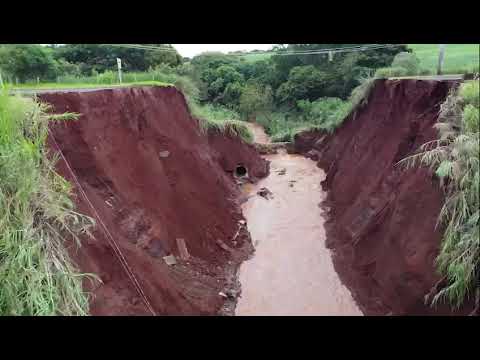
xmin=235 ymin=123 xmax=361 ymax=315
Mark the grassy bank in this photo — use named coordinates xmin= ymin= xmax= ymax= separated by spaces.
xmin=400 ymin=80 xmax=479 ymax=308
xmin=187 ymin=98 xmax=253 ymax=143
xmin=0 ymin=89 xmax=94 ymax=315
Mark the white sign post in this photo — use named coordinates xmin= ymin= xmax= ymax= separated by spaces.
xmin=116 ymin=58 xmax=122 ymax=84
xmin=0 ymin=70 xmax=3 ymax=88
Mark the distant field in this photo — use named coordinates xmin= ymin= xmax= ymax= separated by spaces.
xmin=408 ymin=44 xmax=479 ymax=73
xmin=240 ymin=52 xmax=272 ymax=62
xmin=239 ymin=44 xmax=479 ymax=73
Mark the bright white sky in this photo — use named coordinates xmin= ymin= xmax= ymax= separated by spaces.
xmin=172 ymin=44 xmax=275 ymax=58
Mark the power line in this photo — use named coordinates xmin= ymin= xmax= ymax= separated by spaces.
xmin=102 ymin=43 xmax=407 ymax=58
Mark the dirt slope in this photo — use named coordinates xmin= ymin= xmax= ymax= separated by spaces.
xmin=294 ymin=79 xmax=472 ymax=315
xmin=40 ymin=86 xmax=268 ymax=315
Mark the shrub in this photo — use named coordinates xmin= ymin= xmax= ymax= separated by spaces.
xmin=391 ymin=51 xmax=420 ymax=74
xmin=375 ymin=66 xmax=409 ymax=78
xmin=349 ymin=77 xmax=376 ymax=111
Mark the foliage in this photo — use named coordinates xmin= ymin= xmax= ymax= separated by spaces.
xmin=0 ymin=89 xmax=95 ymax=315
xmin=391 ymin=52 xmax=420 ymax=74
xmin=54 ymin=44 xmax=182 ymax=75
xmin=0 ymin=45 xmax=59 ymax=82
xmin=348 ymin=77 xmax=376 ymax=111
xmin=275 ymin=65 xmax=328 ymax=105
xmin=398 ymin=80 xmax=479 ymax=308
xmin=187 ymin=99 xmax=252 ymax=143
xmin=297 ymin=97 xmax=351 ymax=133
xmin=375 ymin=66 xmax=409 ymax=78
xmin=256 ymin=96 xmax=351 ymax=142
xmin=238 ymin=82 xmax=273 ymax=120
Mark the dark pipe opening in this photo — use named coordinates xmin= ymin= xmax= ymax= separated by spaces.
xmin=235 ymin=165 xmax=248 ymax=177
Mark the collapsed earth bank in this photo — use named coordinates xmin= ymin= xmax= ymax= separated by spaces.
xmin=294 ymin=79 xmax=473 ymax=315
xmin=40 ymin=86 xmax=268 ymax=315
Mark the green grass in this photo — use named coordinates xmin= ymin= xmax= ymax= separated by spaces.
xmin=398 ymin=80 xmax=479 ymax=308
xmin=408 ymin=44 xmax=479 ymax=74
xmin=256 ymin=97 xmax=352 ymax=142
xmin=237 ymin=44 xmax=479 ymax=74
xmin=10 ymin=81 xmax=172 ymax=91
xmin=0 ymin=88 xmax=95 ymax=315
xmin=185 ymin=96 xmax=253 ymax=143
xmin=239 ymin=52 xmax=272 ymax=63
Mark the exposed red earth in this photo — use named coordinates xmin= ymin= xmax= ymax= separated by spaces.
xmin=40 ymin=86 xmax=268 ymax=315
xmin=294 ymin=79 xmax=473 ymax=315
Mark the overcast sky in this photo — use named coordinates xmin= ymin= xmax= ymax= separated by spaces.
xmin=172 ymin=44 xmax=275 ymax=58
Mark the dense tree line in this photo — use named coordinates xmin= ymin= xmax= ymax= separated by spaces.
xmin=187 ymin=44 xmax=409 ymax=115
xmin=0 ymin=44 xmax=182 ymax=82
xmin=0 ymin=43 xmax=407 ymax=119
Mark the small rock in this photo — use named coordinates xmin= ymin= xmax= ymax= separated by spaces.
xmin=163 ymin=254 xmax=177 ymax=266
xmin=238 ymin=220 xmax=246 ymax=225
xmin=276 ymin=168 xmax=287 ymax=175
xmin=257 ymin=187 xmax=273 ymax=200
xmin=219 ymin=292 xmax=228 ymax=298
xmin=159 ymin=150 xmax=170 ymax=158
xmin=289 ymin=183 xmax=294 ymax=187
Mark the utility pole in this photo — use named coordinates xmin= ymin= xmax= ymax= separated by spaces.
xmin=437 ymin=44 xmax=446 ymax=75
xmin=116 ymin=57 xmax=122 ymax=84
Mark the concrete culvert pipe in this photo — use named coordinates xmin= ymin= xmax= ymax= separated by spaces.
xmin=235 ymin=165 xmax=248 ymax=178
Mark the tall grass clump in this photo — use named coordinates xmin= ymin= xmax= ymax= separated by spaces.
xmin=0 ymin=89 xmax=95 ymax=315
xmin=348 ymin=77 xmax=376 ymax=112
xmin=398 ymin=80 xmax=479 ymax=309
xmin=186 ymin=96 xmax=253 ymax=143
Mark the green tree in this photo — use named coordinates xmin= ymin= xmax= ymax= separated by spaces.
xmin=239 ymin=82 xmax=273 ymax=120
xmin=0 ymin=44 xmax=59 ymax=82
xmin=275 ymin=65 xmax=327 ymax=105
xmin=54 ymin=44 xmax=182 ymax=75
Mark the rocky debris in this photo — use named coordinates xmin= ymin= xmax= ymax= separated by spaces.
xmin=306 ymin=149 xmax=321 ymax=161
xmin=163 ymin=254 xmax=177 ymax=266
xmin=238 ymin=220 xmax=246 ymax=225
xmin=276 ymin=168 xmax=287 ymax=175
xmin=159 ymin=150 xmax=170 ymax=158
xmin=257 ymin=187 xmax=274 ymax=200
xmin=216 ymin=239 xmax=232 ymax=252
xmin=254 ymin=142 xmax=290 ymax=155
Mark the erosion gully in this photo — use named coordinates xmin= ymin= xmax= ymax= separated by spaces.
xmin=236 ymin=123 xmax=361 ymax=316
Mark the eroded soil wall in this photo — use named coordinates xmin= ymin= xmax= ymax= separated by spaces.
xmin=40 ymin=86 xmax=268 ymax=315
xmin=295 ymin=79 xmax=472 ymax=315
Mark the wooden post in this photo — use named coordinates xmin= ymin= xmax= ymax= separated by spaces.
xmin=437 ymin=44 xmax=446 ymax=75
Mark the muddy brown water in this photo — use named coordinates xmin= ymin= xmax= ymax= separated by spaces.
xmin=236 ymin=123 xmax=361 ymax=316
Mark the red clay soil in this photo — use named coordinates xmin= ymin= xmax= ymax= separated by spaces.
xmin=294 ymin=79 xmax=473 ymax=315
xmin=39 ymin=86 xmax=268 ymax=315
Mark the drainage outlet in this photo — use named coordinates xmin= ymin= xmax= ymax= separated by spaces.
xmin=235 ymin=165 xmax=248 ymax=178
